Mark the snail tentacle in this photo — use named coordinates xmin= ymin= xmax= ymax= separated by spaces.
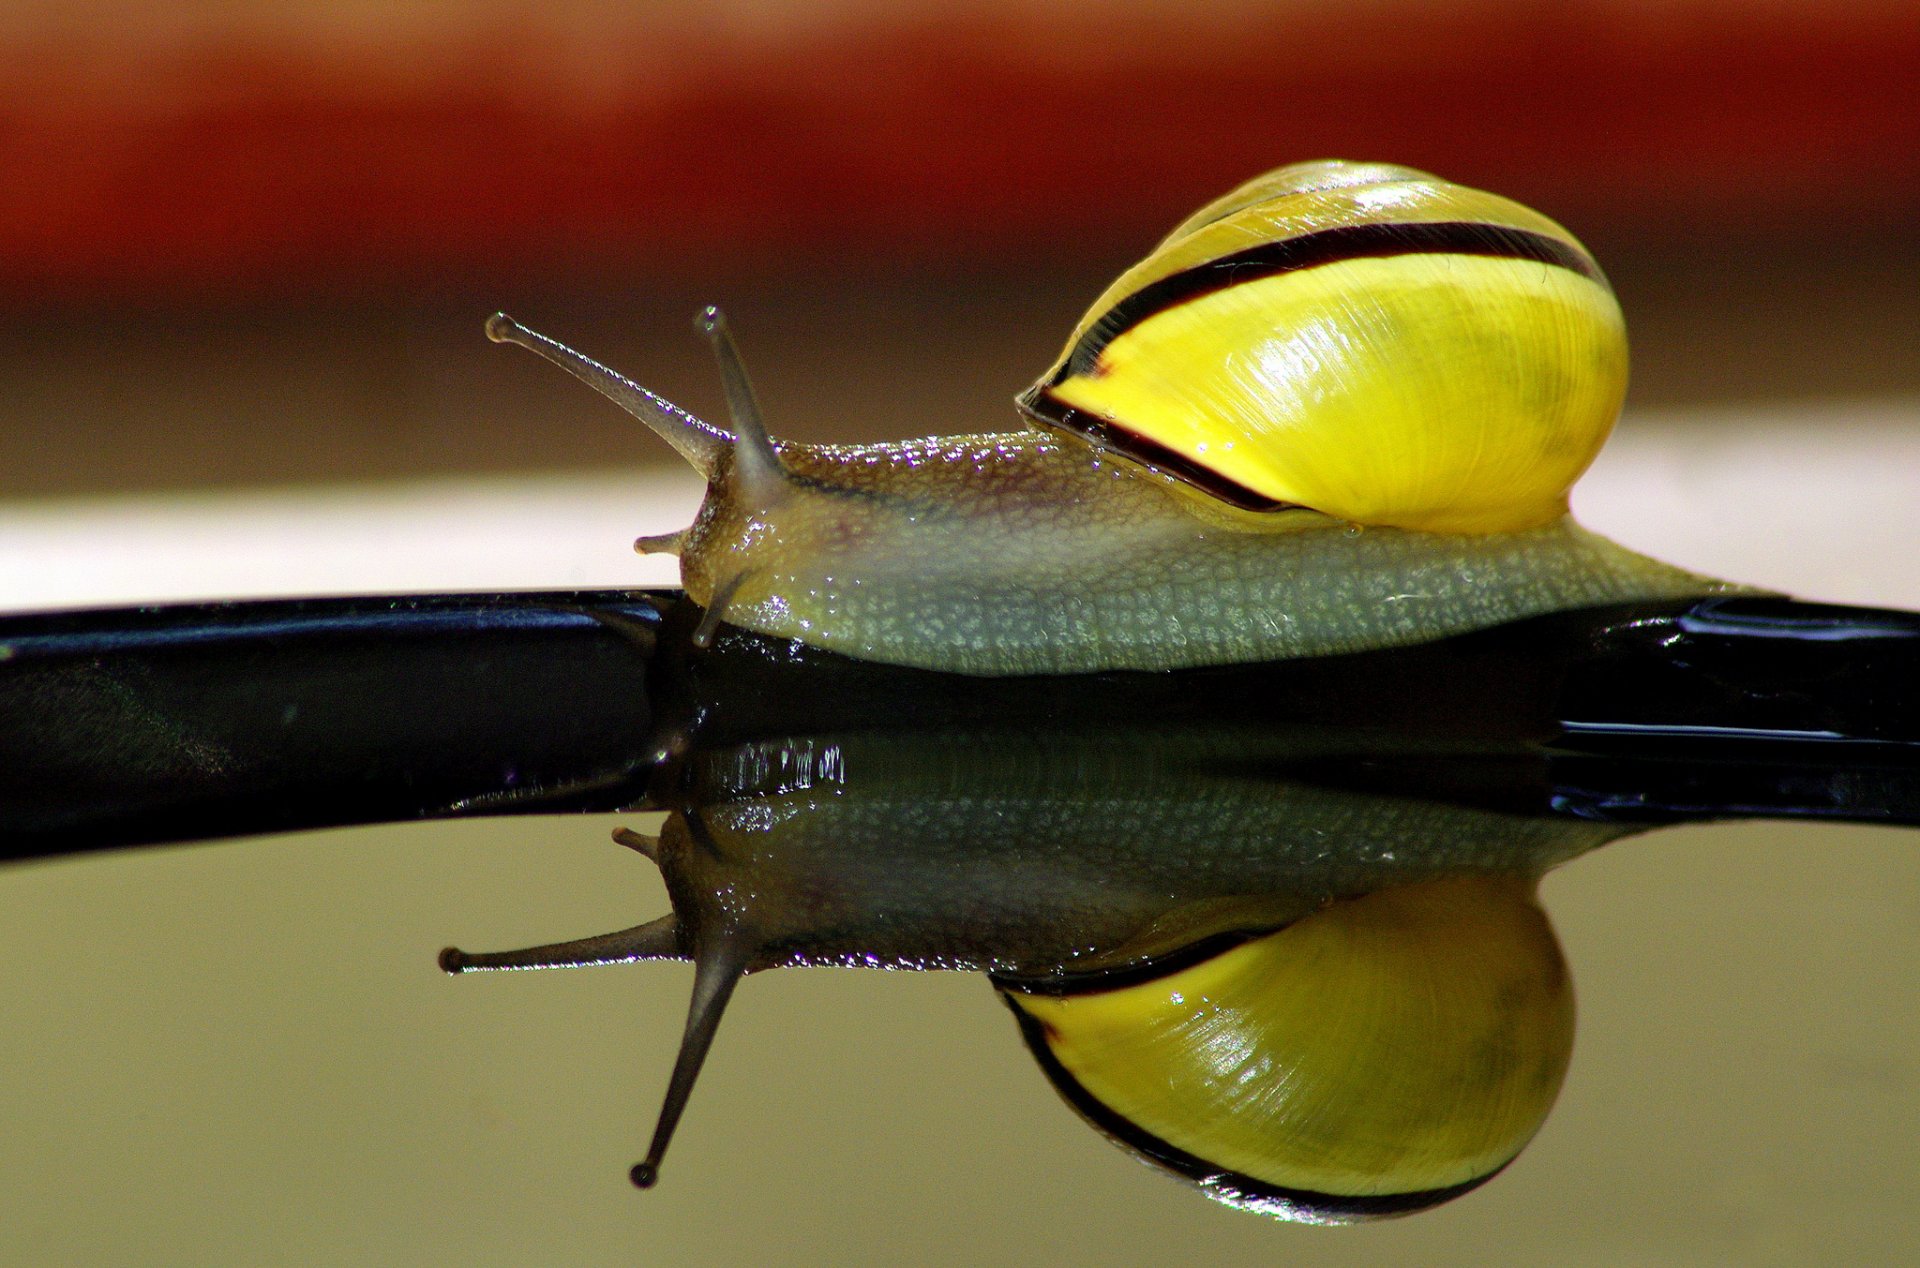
xmin=691 ymin=569 xmax=752 ymax=649
xmin=696 ymin=306 xmax=790 ymax=507
xmin=485 ymin=311 xmax=731 ymax=477
xmin=634 ymin=529 xmax=686 ymax=557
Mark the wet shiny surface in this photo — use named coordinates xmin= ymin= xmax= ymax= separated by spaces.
xmin=5 ymin=591 xmax=1919 ymax=1257
xmin=2 ymin=814 xmax=1914 ymax=1263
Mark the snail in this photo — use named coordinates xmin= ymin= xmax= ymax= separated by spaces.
xmin=486 ymin=159 xmax=1729 ymax=675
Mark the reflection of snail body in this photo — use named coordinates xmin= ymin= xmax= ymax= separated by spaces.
xmin=443 ymin=712 xmax=1620 ymax=1210
xmin=488 ymin=160 xmax=1724 ymax=674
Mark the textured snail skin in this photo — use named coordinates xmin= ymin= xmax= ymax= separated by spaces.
xmin=678 ymin=432 xmax=1722 ymax=675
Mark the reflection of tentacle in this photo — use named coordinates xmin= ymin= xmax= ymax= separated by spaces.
xmin=438 ymin=816 xmax=753 ymax=1191
xmin=629 ymin=933 xmax=753 ymax=1189
xmin=558 ymin=603 xmax=659 ymax=658
xmin=439 ymin=912 xmax=680 ymax=973
xmin=436 ymin=766 xmax=652 ymax=816
xmin=612 ymin=825 xmax=660 ymax=860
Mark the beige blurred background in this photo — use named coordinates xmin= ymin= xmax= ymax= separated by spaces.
xmin=3 ymin=1 xmax=1918 ymax=1264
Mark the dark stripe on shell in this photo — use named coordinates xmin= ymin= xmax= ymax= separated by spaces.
xmin=992 ymin=928 xmax=1268 ymax=997
xmin=1001 ymin=993 xmax=1510 ymax=1222
xmin=1016 ymin=219 xmax=1600 ymax=510
xmin=1013 ymin=389 xmax=1297 ymax=513
xmin=1052 ymin=220 xmax=1601 ymax=382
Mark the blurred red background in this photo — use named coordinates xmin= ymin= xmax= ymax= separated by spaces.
xmin=8 ymin=0 xmax=1919 ymax=300
xmin=3 ymin=1 xmax=1916 ymax=499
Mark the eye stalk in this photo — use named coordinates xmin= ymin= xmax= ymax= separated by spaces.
xmin=485 ymin=311 xmax=732 ymax=478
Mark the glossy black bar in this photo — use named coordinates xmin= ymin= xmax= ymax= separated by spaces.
xmin=0 ymin=591 xmax=669 ymax=858
xmin=5 ymin=591 xmax=1918 ymax=862
xmin=1551 ymin=596 xmax=1920 ymax=823
xmin=653 ymin=593 xmax=1920 ymax=828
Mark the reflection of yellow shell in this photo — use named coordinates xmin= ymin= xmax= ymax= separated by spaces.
xmin=1002 ymin=874 xmax=1574 ymax=1221
xmin=1018 ymin=160 xmax=1626 ymax=534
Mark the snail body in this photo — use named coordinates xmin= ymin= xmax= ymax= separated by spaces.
xmin=681 ymin=443 xmax=1704 ymax=674
xmin=491 ymin=160 xmax=1727 ymax=675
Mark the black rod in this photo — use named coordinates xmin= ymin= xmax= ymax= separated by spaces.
xmin=0 ymin=591 xmax=672 ymax=859
xmin=6 ymin=591 xmax=1919 ymax=863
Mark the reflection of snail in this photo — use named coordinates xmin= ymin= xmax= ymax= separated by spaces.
xmin=441 ymin=708 xmax=1619 ymax=1211
xmin=1001 ymin=874 xmax=1573 ymax=1221
xmin=488 ymin=160 xmax=1724 ymax=674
